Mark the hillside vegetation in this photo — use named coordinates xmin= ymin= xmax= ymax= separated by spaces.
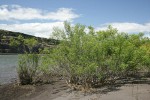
xmin=0 ymin=30 xmax=59 ymax=53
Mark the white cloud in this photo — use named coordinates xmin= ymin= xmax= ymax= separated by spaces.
xmin=1 ymin=22 xmax=150 ymax=38
xmin=0 ymin=22 xmax=64 ymax=38
xmin=0 ymin=5 xmax=79 ymax=21
xmin=96 ymin=22 xmax=150 ymax=33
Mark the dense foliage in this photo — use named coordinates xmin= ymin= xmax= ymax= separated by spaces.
xmin=48 ymin=22 xmax=150 ymax=88
xmin=18 ymin=22 xmax=150 ymax=88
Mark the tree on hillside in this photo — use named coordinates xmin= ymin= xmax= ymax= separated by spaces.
xmin=24 ymin=38 xmax=38 ymax=53
xmin=9 ymin=35 xmax=25 ymax=53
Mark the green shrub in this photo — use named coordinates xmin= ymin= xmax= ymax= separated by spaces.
xmin=42 ymin=22 xmax=150 ymax=88
xmin=17 ymin=54 xmax=39 ymax=85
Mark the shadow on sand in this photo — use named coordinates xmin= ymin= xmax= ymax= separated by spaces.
xmin=92 ymin=76 xmax=150 ymax=95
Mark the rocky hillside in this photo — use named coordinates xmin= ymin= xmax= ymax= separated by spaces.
xmin=0 ymin=29 xmax=59 ymax=53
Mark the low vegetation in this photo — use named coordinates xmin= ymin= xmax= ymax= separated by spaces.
xmin=18 ymin=54 xmax=39 ymax=85
xmin=18 ymin=22 xmax=150 ymax=89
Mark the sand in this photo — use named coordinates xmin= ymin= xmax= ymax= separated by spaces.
xmin=0 ymin=79 xmax=150 ymax=100
xmin=53 ymin=84 xmax=150 ymax=100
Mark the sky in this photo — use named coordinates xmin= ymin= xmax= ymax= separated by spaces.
xmin=0 ymin=0 xmax=150 ymax=38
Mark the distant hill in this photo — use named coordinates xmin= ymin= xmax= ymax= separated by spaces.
xmin=0 ymin=29 xmax=59 ymax=53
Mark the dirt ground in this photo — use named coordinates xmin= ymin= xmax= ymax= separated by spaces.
xmin=0 ymin=78 xmax=150 ymax=100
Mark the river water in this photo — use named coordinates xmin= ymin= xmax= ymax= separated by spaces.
xmin=0 ymin=55 xmax=18 ymax=85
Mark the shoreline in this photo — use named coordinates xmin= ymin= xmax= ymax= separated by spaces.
xmin=0 ymin=79 xmax=69 ymax=100
xmin=0 ymin=53 xmax=19 ymax=55
xmin=0 ymin=78 xmax=150 ymax=100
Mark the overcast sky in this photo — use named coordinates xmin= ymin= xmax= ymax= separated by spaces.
xmin=0 ymin=0 xmax=150 ymax=38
